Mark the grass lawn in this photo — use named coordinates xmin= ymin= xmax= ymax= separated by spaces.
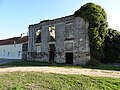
xmin=1 ymin=60 xmax=120 ymax=71
xmin=0 ymin=72 xmax=120 ymax=90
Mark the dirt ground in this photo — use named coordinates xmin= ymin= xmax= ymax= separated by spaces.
xmin=0 ymin=66 xmax=120 ymax=78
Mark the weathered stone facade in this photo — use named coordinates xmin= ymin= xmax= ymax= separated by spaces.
xmin=28 ymin=15 xmax=90 ymax=65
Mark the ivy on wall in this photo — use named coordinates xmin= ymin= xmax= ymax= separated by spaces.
xmin=74 ymin=2 xmax=108 ymax=61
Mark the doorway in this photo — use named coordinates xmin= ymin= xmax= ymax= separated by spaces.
xmin=65 ymin=52 xmax=73 ymax=64
xmin=49 ymin=44 xmax=55 ymax=62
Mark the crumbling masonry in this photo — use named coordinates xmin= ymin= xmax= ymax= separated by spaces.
xmin=28 ymin=15 xmax=90 ymax=65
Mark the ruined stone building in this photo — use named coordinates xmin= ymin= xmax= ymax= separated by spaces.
xmin=28 ymin=15 xmax=90 ymax=65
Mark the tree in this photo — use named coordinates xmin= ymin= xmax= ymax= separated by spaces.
xmin=74 ymin=2 xmax=108 ymax=60
xmin=103 ymin=28 xmax=120 ymax=63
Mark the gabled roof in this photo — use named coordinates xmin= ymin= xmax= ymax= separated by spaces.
xmin=0 ymin=36 xmax=28 ymax=45
xmin=16 ymin=36 xmax=28 ymax=44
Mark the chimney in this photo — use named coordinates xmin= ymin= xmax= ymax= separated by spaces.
xmin=21 ymin=32 xmax=27 ymax=38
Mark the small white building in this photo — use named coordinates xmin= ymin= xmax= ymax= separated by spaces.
xmin=0 ymin=36 xmax=28 ymax=60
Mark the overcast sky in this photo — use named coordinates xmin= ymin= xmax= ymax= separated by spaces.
xmin=0 ymin=0 xmax=120 ymax=39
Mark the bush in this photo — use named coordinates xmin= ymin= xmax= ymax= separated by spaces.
xmin=86 ymin=57 xmax=101 ymax=66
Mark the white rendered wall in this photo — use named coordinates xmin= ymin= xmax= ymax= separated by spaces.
xmin=0 ymin=44 xmax=22 ymax=59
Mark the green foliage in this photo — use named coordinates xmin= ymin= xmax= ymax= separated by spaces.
xmin=74 ymin=2 xmax=108 ymax=60
xmin=86 ymin=57 xmax=101 ymax=66
xmin=102 ymin=28 xmax=120 ymax=63
xmin=0 ymin=72 xmax=120 ymax=89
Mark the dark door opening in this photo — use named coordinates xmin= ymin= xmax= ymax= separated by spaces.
xmin=66 ymin=52 xmax=73 ymax=64
xmin=49 ymin=44 xmax=55 ymax=62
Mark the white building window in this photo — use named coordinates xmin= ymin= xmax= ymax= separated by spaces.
xmin=8 ymin=52 xmax=10 ymax=57
xmin=18 ymin=51 xmax=21 ymax=57
xmin=3 ymin=50 xmax=5 ymax=57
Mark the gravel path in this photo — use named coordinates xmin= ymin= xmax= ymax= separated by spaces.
xmin=0 ymin=66 xmax=120 ymax=78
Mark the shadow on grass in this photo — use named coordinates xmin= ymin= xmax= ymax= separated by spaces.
xmin=0 ymin=60 xmax=81 ymax=68
xmin=82 ymin=64 xmax=120 ymax=71
xmin=0 ymin=60 xmax=120 ymax=71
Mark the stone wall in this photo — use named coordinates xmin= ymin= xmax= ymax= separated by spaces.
xmin=73 ymin=17 xmax=90 ymax=65
xmin=22 ymin=43 xmax=28 ymax=60
xmin=28 ymin=15 xmax=90 ymax=65
xmin=55 ymin=22 xmax=65 ymax=63
xmin=41 ymin=26 xmax=49 ymax=62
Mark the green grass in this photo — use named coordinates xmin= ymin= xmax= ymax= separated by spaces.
xmin=1 ymin=61 xmax=120 ymax=71
xmin=0 ymin=61 xmax=83 ymax=68
xmin=83 ymin=64 xmax=120 ymax=71
xmin=0 ymin=72 xmax=120 ymax=90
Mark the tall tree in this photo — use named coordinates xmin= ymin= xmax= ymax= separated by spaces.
xmin=74 ymin=2 xmax=108 ymax=60
xmin=103 ymin=28 xmax=120 ymax=63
